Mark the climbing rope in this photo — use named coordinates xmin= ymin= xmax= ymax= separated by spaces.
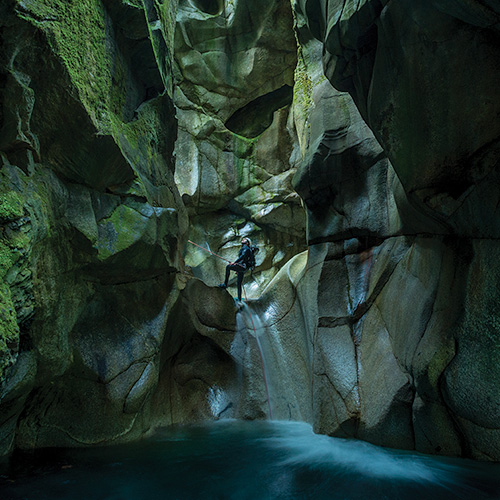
xmin=188 ymin=239 xmax=232 ymax=263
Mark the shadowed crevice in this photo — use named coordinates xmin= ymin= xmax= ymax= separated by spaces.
xmin=225 ymin=85 xmax=293 ymax=138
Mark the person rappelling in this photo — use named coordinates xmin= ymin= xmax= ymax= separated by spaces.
xmin=218 ymin=237 xmax=254 ymax=302
xmin=187 ymin=237 xmax=259 ymax=303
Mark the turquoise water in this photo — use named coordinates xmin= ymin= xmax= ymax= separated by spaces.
xmin=1 ymin=420 xmax=500 ymax=500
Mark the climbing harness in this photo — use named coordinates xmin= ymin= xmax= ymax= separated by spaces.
xmin=187 ymin=239 xmax=253 ymax=294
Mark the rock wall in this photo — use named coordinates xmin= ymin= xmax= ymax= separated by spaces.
xmin=174 ymin=0 xmax=306 ymax=296
xmin=0 ymin=0 xmax=306 ymax=454
xmin=0 ymin=0 xmax=187 ymax=453
xmin=288 ymin=0 xmax=500 ymax=459
xmin=0 ymin=0 xmax=499 ymax=462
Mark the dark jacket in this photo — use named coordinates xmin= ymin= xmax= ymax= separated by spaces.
xmin=234 ymin=245 xmax=252 ymax=268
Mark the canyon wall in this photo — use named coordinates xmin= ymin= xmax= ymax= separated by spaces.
xmin=0 ymin=0 xmax=186 ymax=452
xmin=289 ymin=0 xmax=500 ymax=459
xmin=0 ymin=0 xmax=305 ymax=454
xmin=0 ymin=0 xmax=499 ymax=461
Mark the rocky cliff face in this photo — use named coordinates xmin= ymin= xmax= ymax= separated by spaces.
xmin=0 ymin=0 xmax=304 ymax=453
xmin=290 ymin=0 xmax=500 ymax=460
xmin=0 ymin=0 xmax=186 ymax=452
xmin=174 ymin=0 xmax=305 ymax=294
xmin=0 ymin=0 xmax=499 ymax=461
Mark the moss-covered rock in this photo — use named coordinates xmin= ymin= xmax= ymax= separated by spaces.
xmin=96 ymin=204 xmax=155 ymax=260
xmin=0 ymin=169 xmax=32 ymax=385
xmin=3 ymin=0 xmax=499 ymax=466
xmin=0 ymin=0 xmax=185 ymax=454
xmin=0 ymin=191 xmax=24 ymax=222
xmin=0 ymin=283 xmax=20 ymax=381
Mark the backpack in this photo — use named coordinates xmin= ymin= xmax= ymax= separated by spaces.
xmin=247 ymin=245 xmax=259 ymax=270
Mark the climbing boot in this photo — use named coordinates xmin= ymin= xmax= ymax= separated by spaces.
xmin=218 ymin=283 xmax=227 ymax=288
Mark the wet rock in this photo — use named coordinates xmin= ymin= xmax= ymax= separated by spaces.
xmin=0 ymin=0 xmax=498 ymax=464
xmin=150 ymin=279 xmax=239 ymax=424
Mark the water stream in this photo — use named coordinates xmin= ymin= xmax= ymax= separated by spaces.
xmin=5 ymin=275 xmax=496 ymax=499
xmin=1 ymin=420 xmax=499 ymax=499
xmin=236 ymin=302 xmax=274 ymax=419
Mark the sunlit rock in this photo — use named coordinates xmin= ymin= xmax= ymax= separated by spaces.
xmin=174 ymin=0 xmax=306 ymax=294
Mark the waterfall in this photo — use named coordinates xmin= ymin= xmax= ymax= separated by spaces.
xmin=235 ymin=301 xmax=274 ymax=419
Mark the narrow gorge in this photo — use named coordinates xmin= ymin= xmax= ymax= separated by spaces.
xmin=0 ymin=0 xmax=499 ymax=470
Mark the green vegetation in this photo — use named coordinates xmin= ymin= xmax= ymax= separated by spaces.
xmin=156 ymin=0 xmax=178 ymax=52
xmin=0 ymin=181 xmax=29 ymax=279
xmin=0 ymin=190 xmax=27 ymax=382
xmin=96 ymin=204 xmax=150 ymax=260
xmin=110 ymin=104 xmax=160 ymax=163
xmin=0 ymin=282 xmax=19 ymax=381
xmin=17 ymin=0 xmax=126 ymax=130
xmin=293 ymin=53 xmax=313 ymax=113
xmin=0 ymin=191 xmax=24 ymax=221
xmin=0 ymin=233 xmax=29 ymax=280
xmin=145 ymin=0 xmax=178 ymax=96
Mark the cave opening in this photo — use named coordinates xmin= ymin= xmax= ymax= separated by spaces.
xmin=190 ymin=0 xmax=223 ymax=15
xmin=224 ymin=85 xmax=294 ymax=138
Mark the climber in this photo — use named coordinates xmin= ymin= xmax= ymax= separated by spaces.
xmin=218 ymin=237 xmax=254 ymax=301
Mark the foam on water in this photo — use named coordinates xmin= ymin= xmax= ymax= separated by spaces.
xmin=1 ymin=420 xmax=500 ymax=500
xmin=264 ymin=421 xmax=451 ymax=481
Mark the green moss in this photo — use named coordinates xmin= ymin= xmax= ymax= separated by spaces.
xmin=109 ymin=53 xmax=129 ymax=118
xmin=18 ymin=0 xmax=120 ymax=130
xmin=0 ymin=183 xmax=29 ymax=279
xmin=96 ymin=204 xmax=150 ymax=260
xmin=16 ymin=0 xmax=178 ymax=129
xmin=293 ymin=52 xmax=313 ymax=114
xmin=0 ymin=227 xmax=28 ymax=382
xmin=25 ymin=171 xmax=57 ymax=240
xmin=0 ymin=231 xmax=30 ymax=280
xmin=141 ymin=0 xmax=178 ymax=96
xmin=0 ymin=191 xmax=24 ymax=221
xmin=109 ymin=111 xmax=158 ymax=192
xmin=110 ymin=108 xmax=159 ymax=155
xmin=156 ymin=0 xmax=178 ymax=52
xmin=0 ymin=281 xmax=19 ymax=382
xmin=0 ymin=243 xmax=18 ymax=279
xmin=427 ymin=342 xmax=455 ymax=388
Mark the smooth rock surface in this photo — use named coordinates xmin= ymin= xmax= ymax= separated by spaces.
xmin=0 ymin=0 xmax=499 ymax=464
